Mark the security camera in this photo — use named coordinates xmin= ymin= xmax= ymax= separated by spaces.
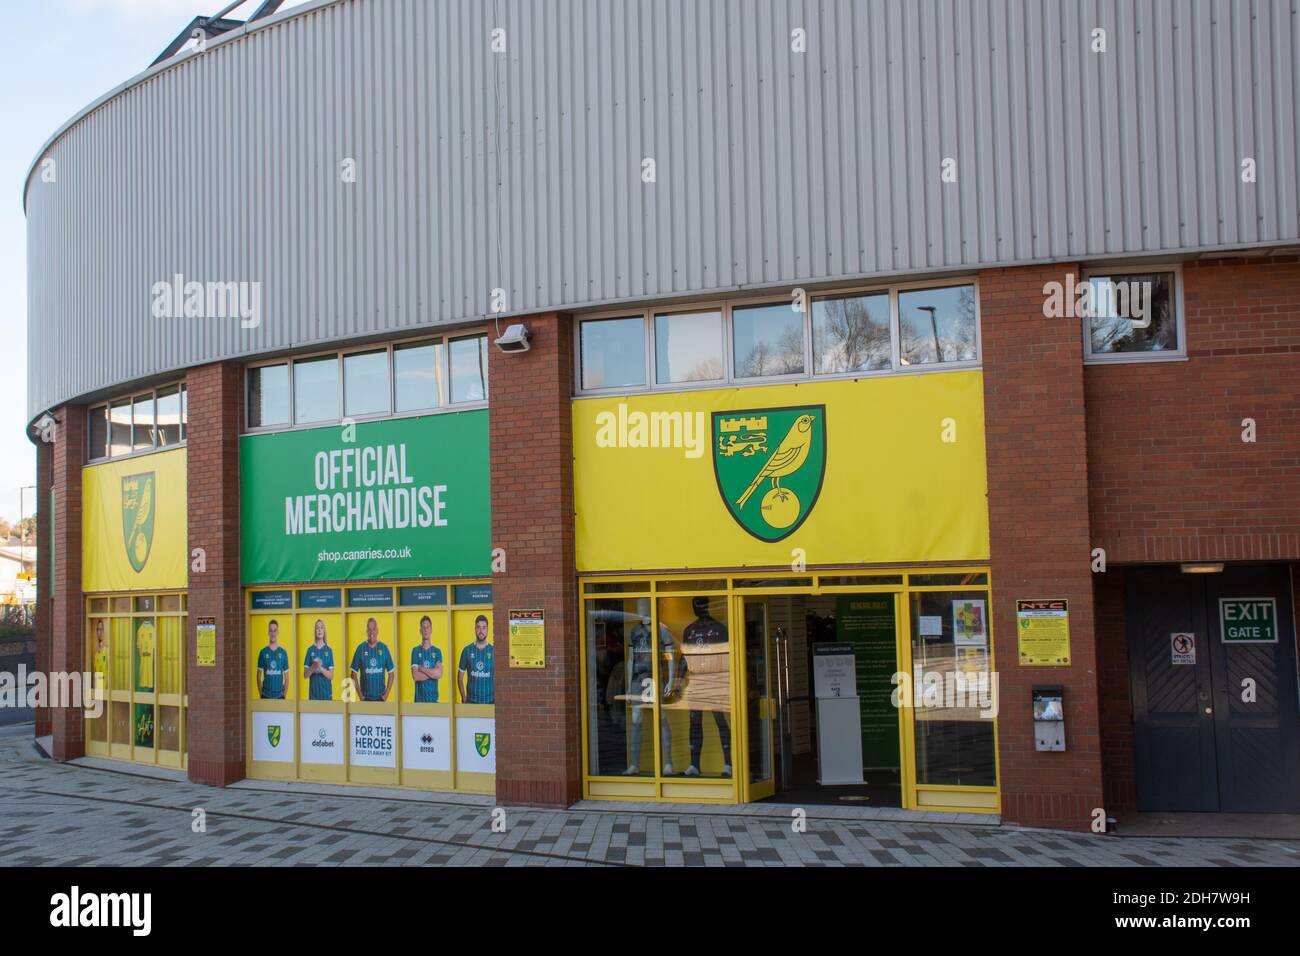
xmin=493 ymin=323 xmax=532 ymax=354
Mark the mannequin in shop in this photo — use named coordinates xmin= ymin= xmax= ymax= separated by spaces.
xmin=683 ymin=596 xmax=732 ymax=776
xmin=623 ymin=602 xmax=679 ymax=775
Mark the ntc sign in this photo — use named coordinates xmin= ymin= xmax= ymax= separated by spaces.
xmin=1219 ymin=598 xmax=1278 ymax=644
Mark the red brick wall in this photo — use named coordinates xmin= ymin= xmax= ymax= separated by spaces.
xmin=34 ymin=439 xmax=52 ymax=739
xmin=50 ymin=405 xmax=85 ymax=761
xmin=488 ymin=313 xmax=582 ymax=807
xmin=1087 ymin=256 xmax=1300 ymax=563
xmin=1084 ymin=256 xmax=1300 ymax=819
xmin=980 ymin=264 xmax=1104 ymax=831
xmin=1094 ymin=568 xmax=1136 ymax=813
xmin=185 ymin=363 xmax=246 ymax=786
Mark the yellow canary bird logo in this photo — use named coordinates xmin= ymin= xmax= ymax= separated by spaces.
xmin=121 ymin=472 xmax=156 ymax=573
xmin=736 ymin=414 xmax=816 ymax=508
xmin=713 ymin=405 xmax=825 ymax=540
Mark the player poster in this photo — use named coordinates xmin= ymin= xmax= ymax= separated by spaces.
xmin=952 ymin=599 xmax=987 ymax=647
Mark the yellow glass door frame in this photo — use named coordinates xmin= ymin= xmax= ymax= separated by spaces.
xmin=896 ymin=583 xmax=1002 ymax=814
xmin=736 ymin=595 xmax=775 ymax=801
xmin=893 ymin=590 xmax=918 ymax=810
xmin=578 ymin=568 xmax=998 ymax=813
xmin=84 ymin=592 xmax=187 ymax=768
xmin=578 ymin=584 xmax=740 ymax=803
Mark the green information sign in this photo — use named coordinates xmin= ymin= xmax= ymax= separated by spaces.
xmin=1219 ymin=597 xmax=1278 ymax=643
xmin=240 ymin=412 xmax=490 ymax=584
xmin=835 ymin=594 xmax=900 ymax=769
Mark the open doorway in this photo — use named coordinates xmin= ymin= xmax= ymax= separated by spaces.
xmin=745 ymin=593 xmax=903 ymax=808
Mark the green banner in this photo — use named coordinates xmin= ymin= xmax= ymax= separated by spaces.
xmin=240 ymin=412 xmax=490 ymax=584
xmin=836 ymin=594 xmax=900 ymax=770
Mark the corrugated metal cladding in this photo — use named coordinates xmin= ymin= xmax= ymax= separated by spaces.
xmin=24 ymin=0 xmax=1300 ymax=418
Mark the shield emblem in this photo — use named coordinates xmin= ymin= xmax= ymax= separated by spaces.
xmin=121 ymin=472 xmax=156 ymax=573
xmin=474 ymin=732 xmax=491 ymax=758
xmin=267 ymin=725 xmax=282 ymax=748
xmin=712 ymin=406 xmax=826 ymax=542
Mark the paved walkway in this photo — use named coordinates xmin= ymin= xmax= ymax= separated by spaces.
xmin=0 ymin=731 xmax=1295 ymax=867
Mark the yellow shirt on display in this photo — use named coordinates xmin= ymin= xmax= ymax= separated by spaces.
xmin=136 ymin=622 xmax=156 ymax=690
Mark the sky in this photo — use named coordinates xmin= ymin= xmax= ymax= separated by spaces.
xmin=0 ymin=0 xmax=313 ymax=526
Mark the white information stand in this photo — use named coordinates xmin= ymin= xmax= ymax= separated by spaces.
xmin=812 ymin=643 xmax=865 ymax=785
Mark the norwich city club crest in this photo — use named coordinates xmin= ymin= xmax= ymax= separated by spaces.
xmin=121 ymin=472 xmax=156 ymax=573
xmin=267 ymin=725 xmax=282 ymax=748
xmin=712 ymin=406 xmax=826 ymax=542
xmin=474 ymin=732 xmax=491 ymax=758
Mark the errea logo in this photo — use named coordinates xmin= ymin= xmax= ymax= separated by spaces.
xmin=50 ymin=886 xmax=151 ymax=936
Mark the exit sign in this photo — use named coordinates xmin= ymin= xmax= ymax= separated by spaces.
xmin=1219 ymin=598 xmax=1278 ymax=644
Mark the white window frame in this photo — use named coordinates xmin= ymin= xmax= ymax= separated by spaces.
xmin=86 ymin=382 xmax=188 ymax=464
xmin=651 ymin=307 xmax=729 ymax=388
xmin=244 ymin=330 xmax=489 ymax=434
xmin=341 ymin=347 xmax=393 ymax=420
xmin=1080 ymin=262 xmax=1187 ymax=364
xmin=572 ymin=276 xmax=982 ymax=397
xmin=392 ymin=338 xmax=449 ymax=416
xmin=446 ymin=333 xmax=492 ymax=406
xmin=576 ymin=314 xmax=652 ymax=393
xmin=246 ymin=361 xmax=293 ymax=430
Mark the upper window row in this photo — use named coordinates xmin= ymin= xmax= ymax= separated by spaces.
xmin=247 ymin=334 xmax=489 ymax=430
xmin=88 ymin=384 xmax=188 ymax=462
xmin=577 ymin=282 xmax=980 ymax=393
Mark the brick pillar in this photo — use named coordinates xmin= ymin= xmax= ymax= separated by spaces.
xmin=489 ymin=312 xmax=582 ymax=807
xmin=1095 ymin=568 xmax=1136 ymax=814
xmin=34 ymin=437 xmax=53 ymax=739
xmin=980 ymin=264 xmax=1103 ymax=832
xmin=186 ymin=363 xmax=246 ymax=786
xmin=49 ymin=405 xmax=85 ymax=761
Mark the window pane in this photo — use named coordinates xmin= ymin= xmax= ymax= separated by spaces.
xmin=293 ymin=356 xmax=340 ymax=424
xmin=898 ymin=285 xmax=978 ymax=366
xmin=131 ymin=394 xmax=154 ymax=451
xmin=732 ymin=303 xmax=805 ymax=378
xmin=247 ymin=364 xmax=289 ymax=428
xmin=449 ymin=335 xmax=488 ymax=403
xmin=581 ymin=317 xmax=645 ymax=390
xmin=663 ymin=594 xmax=731 ymax=777
xmin=812 ymin=293 xmax=891 ymax=373
xmin=343 ymin=349 xmax=390 ymax=417
xmin=910 ymin=590 xmax=996 ymax=787
xmin=585 ymin=597 xmax=654 ymax=778
xmin=156 ymin=386 xmax=182 ymax=447
xmin=180 ymin=385 xmax=188 ymax=441
xmin=88 ymin=406 xmax=108 ymax=460
xmin=1086 ymin=272 xmax=1177 ymax=354
xmin=394 ymin=340 xmax=444 ymax=412
xmin=655 ymin=311 xmax=724 ymax=383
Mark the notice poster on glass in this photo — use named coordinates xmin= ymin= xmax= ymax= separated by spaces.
xmin=952 ymin=599 xmax=987 ymax=647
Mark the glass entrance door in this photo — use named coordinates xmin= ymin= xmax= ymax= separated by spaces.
xmin=740 ymin=598 xmax=775 ymax=800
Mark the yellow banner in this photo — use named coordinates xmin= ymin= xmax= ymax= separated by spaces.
xmin=82 ymin=449 xmax=188 ymax=592
xmin=573 ymin=372 xmax=989 ymax=572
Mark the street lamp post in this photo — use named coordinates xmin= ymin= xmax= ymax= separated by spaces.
xmin=918 ymin=306 xmax=943 ymax=363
